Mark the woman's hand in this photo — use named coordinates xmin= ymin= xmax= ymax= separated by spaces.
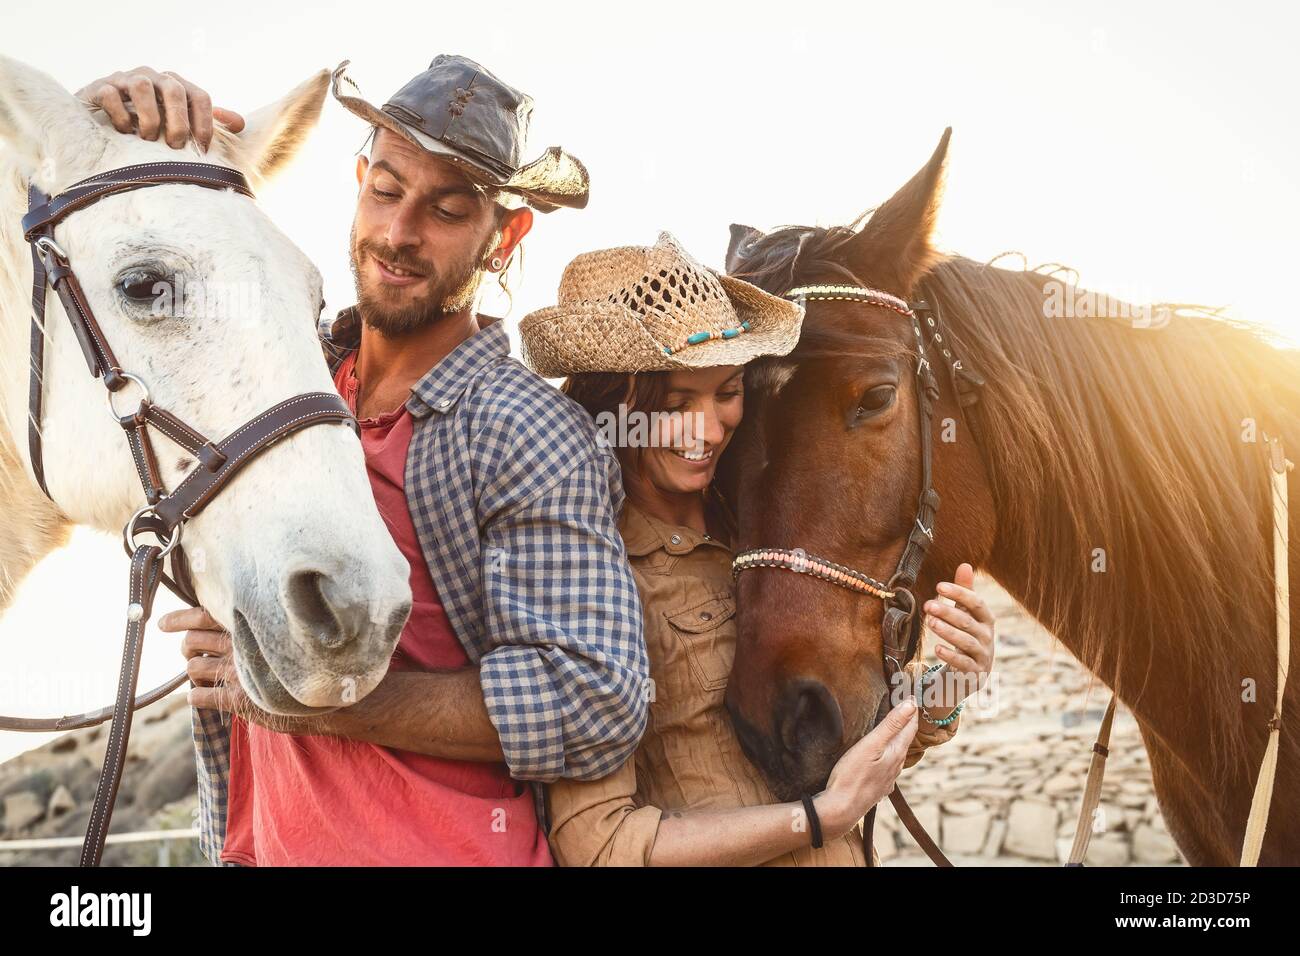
xmin=814 ymin=698 xmax=918 ymax=839
xmin=923 ymin=562 xmax=995 ymax=708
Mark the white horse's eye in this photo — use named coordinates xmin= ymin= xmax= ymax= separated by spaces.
xmin=118 ymin=270 xmax=167 ymax=302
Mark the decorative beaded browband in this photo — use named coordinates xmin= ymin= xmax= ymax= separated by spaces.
xmin=784 ymin=284 xmax=914 ymax=317
xmin=783 ymin=285 xmax=970 ymax=378
xmin=731 ymin=548 xmax=897 ymax=599
xmin=663 ymin=319 xmax=752 ymax=356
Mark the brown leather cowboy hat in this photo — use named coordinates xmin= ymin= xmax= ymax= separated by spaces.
xmin=331 ymin=55 xmax=590 ymax=213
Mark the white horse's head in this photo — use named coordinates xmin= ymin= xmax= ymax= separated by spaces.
xmin=0 ymin=57 xmax=411 ymax=715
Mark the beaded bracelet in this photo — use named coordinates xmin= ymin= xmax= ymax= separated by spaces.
xmin=919 ymin=663 xmax=964 ymax=727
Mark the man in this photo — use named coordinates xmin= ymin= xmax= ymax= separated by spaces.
xmin=78 ymin=57 xmax=649 ymax=865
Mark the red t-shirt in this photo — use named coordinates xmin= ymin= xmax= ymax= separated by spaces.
xmin=220 ymin=351 xmax=552 ymax=866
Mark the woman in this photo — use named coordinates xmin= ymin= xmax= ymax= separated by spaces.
xmin=521 ymin=233 xmax=996 ymax=866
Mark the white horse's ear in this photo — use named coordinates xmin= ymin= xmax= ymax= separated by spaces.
xmin=232 ymin=69 xmax=330 ymax=183
xmin=0 ymin=55 xmax=106 ymax=184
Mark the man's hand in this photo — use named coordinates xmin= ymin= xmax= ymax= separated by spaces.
xmin=157 ymin=605 xmax=323 ymax=737
xmin=158 ymin=606 xmax=249 ymax=713
xmin=815 ymin=697 xmax=918 ymax=839
xmin=76 ymin=67 xmax=245 ymax=151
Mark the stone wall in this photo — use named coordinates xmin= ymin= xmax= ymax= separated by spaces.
xmin=0 ymin=695 xmax=200 ymax=866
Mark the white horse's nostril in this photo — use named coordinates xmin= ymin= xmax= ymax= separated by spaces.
xmin=284 ymin=569 xmax=369 ymax=650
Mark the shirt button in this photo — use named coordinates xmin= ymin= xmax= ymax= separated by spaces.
xmin=669 ymin=534 xmax=682 ymax=545
xmin=438 ymin=399 xmax=451 ymax=408
xmin=700 ymin=611 xmax=713 ymax=621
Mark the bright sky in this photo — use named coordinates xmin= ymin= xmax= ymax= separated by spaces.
xmin=3 ymin=0 xmax=1298 ymax=761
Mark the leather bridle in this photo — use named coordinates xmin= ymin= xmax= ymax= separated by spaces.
xmin=2 ymin=162 xmax=358 ymax=866
xmin=731 ymin=280 xmax=983 ymax=867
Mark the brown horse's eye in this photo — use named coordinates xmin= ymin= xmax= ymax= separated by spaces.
xmin=852 ymin=384 xmax=896 ymax=424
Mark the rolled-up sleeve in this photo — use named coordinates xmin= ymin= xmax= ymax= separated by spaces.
xmin=546 ymin=756 xmax=663 ymax=866
xmin=479 ymin=448 xmax=650 ymax=782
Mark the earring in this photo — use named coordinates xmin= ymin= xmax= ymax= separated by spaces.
xmin=490 ymin=256 xmax=504 ymax=271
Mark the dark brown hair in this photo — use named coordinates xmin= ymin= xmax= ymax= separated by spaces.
xmin=562 ymin=370 xmax=669 ymax=477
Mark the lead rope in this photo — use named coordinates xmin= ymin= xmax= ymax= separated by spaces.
xmin=1066 ymin=695 xmax=1116 ymax=865
xmin=1240 ymin=437 xmax=1292 ymax=866
xmin=79 ymin=544 xmax=165 ymax=867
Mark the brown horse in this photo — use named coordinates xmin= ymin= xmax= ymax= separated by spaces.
xmin=720 ymin=130 xmax=1299 ymax=866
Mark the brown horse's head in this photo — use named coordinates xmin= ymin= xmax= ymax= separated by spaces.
xmin=719 ymin=130 xmax=996 ymax=799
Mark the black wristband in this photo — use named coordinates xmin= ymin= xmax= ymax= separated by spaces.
xmin=801 ymin=794 xmax=824 ymax=849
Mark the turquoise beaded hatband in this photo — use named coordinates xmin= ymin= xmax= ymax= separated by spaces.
xmin=662 ymin=320 xmax=752 ymax=356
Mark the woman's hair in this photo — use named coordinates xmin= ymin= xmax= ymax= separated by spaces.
xmin=562 ymin=370 xmax=669 ymax=477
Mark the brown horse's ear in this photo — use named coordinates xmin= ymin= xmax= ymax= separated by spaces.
xmin=726 ymin=223 xmax=765 ymax=274
xmin=845 ymin=128 xmax=951 ymax=295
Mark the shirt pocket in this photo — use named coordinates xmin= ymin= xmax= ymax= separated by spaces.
xmin=664 ymin=596 xmax=737 ymax=692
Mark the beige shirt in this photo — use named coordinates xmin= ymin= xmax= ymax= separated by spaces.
xmin=546 ymin=502 xmax=959 ymax=866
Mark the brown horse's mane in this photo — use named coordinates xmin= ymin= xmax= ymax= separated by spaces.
xmin=734 ymin=223 xmax=1300 ymax=783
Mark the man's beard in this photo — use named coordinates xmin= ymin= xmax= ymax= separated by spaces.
xmin=349 ymin=223 xmax=494 ymax=337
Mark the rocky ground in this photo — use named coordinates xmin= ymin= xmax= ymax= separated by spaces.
xmin=0 ymin=578 xmax=1183 ymax=866
xmin=879 ymin=579 xmax=1184 ymax=866
xmin=0 ymin=695 xmax=200 ymax=866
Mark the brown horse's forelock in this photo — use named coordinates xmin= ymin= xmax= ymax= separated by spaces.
xmin=732 ymin=226 xmax=1299 ymax=787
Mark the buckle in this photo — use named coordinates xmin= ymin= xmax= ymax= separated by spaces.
xmin=33 ymin=235 xmax=68 ymax=272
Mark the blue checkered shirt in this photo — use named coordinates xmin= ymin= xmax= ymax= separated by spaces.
xmin=192 ymin=310 xmax=649 ymax=865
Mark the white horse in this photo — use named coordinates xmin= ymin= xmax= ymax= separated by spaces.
xmin=0 ymin=57 xmax=411 ymax=715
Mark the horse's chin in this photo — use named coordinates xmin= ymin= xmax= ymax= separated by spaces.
xmin=229 ymin=612 xmax=348 ymax=717
xmin=765 ymin=764 xmax=836 ymax=804
xmin=727 ymin=686 xmax=881 ymax=802
xmin=726 ymin=695 xmax=840 ymax=801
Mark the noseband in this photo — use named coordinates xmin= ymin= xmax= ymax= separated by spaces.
xmin=5 ymin=163 xmax=358 ymax=865
xmin=730 ymin=281 xmax=983 ymax=867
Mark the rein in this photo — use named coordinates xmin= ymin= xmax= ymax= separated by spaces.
xmin=2 ymin=162 xmax=358 ymax=866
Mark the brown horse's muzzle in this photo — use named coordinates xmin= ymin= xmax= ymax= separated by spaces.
xmin=727 ymin=670 xmax=888 ymax=801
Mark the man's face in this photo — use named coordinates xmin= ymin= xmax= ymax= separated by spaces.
xmin=350 ymin=129 xmax=512 ymax=336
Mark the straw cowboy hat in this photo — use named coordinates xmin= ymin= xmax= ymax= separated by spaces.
xmin=331 ymin=55 xmax=590 ymax=213
xmin=520 ymin=233 xmax=805 ymax=376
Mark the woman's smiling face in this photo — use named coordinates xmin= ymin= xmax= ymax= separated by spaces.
xmin=636 ymin=365 xmax=745 ymax=496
